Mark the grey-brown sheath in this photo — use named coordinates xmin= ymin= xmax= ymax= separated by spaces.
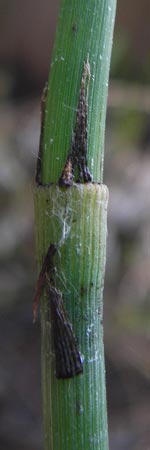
xmin=33 ymin=244 xmax=83 ymax=379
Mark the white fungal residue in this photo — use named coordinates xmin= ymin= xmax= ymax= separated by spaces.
xmin=86 ymin=323 xmax=94 ymax=336
xmin=88 ymin=349 xmax=100 ymax=364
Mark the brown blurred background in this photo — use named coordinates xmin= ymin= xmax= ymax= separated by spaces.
xmin=0 ymin=1 xmax=150 ymax=449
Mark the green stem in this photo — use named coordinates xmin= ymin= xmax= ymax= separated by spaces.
xmin=34 ymin=183 xmax=109 ymax=450
xmin=34 ymin=0 xmax=116 ymax=449
xmin=41 ymin=0 xmax=116 ymax=184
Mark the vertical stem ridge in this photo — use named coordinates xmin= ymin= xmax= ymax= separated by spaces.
xmin=41 ymin=0 xmax=116 ymax=184
xmin=34 ymin=183 xmax=109 ymax=450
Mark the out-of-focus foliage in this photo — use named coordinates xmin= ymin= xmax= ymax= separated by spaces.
xmin=111 ymin=33 xmax=150 ymax=84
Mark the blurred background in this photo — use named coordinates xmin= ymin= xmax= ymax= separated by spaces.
xmin=0 ymin=1 xmax=150 ymax=449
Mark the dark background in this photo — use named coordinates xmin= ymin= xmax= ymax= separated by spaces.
xmin=0 ymin=1 xmax=150 ymax=449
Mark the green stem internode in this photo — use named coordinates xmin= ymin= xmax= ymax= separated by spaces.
xmin=41 ymin=0 xmax=116 ymax=184
xmin=34 ymin=183 xmax=109 ymax=450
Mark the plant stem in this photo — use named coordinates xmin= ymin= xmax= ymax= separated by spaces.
xmin=34 ymin=0 xmax=116 ymax=449
xmin=41 ymin=0 xmax=116 ymax=184
xmin=34 ymin=184 xmax=109 ymax=450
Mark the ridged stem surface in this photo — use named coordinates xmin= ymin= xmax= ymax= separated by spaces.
xmin=41 ymin=0 xmax=116 ymax=184
xmin=34 ymin=0 xmax=117 ymax=448
xmin=34 ymin=184 xmax=109 ymax=450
